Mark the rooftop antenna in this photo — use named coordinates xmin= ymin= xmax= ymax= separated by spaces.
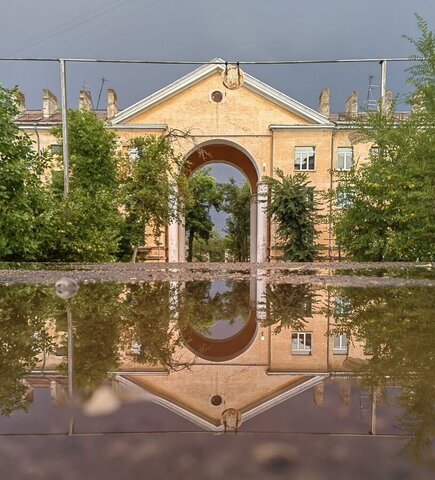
xmin=365 ymin=74 xmax=379 ymax=111
xmin=96 ymin=77 xmax=107 ymax=110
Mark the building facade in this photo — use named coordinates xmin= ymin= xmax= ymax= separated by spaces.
xmin=16 ymin=59 xmax=378 ymax=262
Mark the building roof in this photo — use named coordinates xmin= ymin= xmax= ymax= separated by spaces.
xmin=16 ymin=109 xmax=107 ymax=126
xmin=110 ymin=58 xmax=334 ymax=126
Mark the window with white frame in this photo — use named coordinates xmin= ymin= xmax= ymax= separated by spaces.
xmin=333 ymin=334 xmax=348 ymax=354
xmin=337 ymin=147 xmax=353 ymax=170
xmin=292 ymin=332 xmax=312 ymax=355
xmin=295 ymin=147 xmax=315 ymax=171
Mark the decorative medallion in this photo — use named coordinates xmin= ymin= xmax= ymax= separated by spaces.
xmin=222 ymin=64 xmax=245 ymax=90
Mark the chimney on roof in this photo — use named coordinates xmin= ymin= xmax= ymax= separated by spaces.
xmin=318 ymin=88 xmax=330 ymax=117
xmin=79 ymin=89 xmax=93 ymax=111
xmin=43 ymin=89 xmax=58 ymax=118
xmin=14 ymin=90 xmax=26 ymax=114
xmin=107 ymin=89 xmax=118 ymax=119
xmin=345 ymin=91 xmax=358 ymax=115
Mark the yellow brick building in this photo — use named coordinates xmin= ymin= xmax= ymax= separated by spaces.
xmin=16 ymin=59 xmax=376 ymax=262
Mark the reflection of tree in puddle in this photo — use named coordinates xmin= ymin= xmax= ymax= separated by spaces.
xmin=58 ymin=283 xmax=126 ymax=396
xmin=328 ymin=286 xmax=435 ymax=465
xmin=262 ymin=284 xmax=319 ymax=333
xmin=0 ymin=280 xmax=252 ymax=413
xmin=122 ymin=282 xmax=179 ymax=369
xmin=177 ymin=280 xmax=250 ymax=339
xmin=0 ymin=285 xmax=59 ymax=415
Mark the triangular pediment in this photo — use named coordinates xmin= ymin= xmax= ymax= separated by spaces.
xmin=116 ymin=371 xmax=328 ymax=432
xmin=111 ymin=58 xmax=332 ymax=127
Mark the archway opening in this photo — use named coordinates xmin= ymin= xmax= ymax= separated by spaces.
xmin=181 ymin=142 xmax=260 ymax=263
xmin=186 ymin=163 xmax=250 ymax=262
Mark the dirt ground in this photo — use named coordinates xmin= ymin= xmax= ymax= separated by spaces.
xmin=0 ymin=262 xmax=433 ymax=287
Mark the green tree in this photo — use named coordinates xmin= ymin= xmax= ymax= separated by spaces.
xmin=266 ymin=169 xmax=320 ymax=261
xmin=0 ymin=285 xmax=58 ymax=415
xmin=222 ymin=180 xmax=251 ymax=261
xmin=119 ymin=135 xmax=186 ymax=260
xmin=333 ymin=17 xmax=435 ymax=261
xmin=193 ymin=228 xmax=226 ymax=262
xmin=0 ymin=85 xmax=53 ymax=261
xmin=49 ymin=110 xmax=123 ymax=261
xmin=185 ymin=168 xmax=222 ymax=262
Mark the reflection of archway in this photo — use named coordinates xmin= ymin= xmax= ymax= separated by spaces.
xmin=181 ymin=309 xmax=258 ymax=362
xmin=167 ymin=140 xmax=268 ymax=263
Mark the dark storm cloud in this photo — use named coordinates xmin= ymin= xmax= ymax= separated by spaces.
xmin=0 ymin=0 xmax=434 ymax=111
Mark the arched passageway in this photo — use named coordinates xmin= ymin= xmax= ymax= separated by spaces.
xmin=167 ymin=141 xmax=268 ymax=263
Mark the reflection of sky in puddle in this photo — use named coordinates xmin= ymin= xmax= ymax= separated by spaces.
xmin=194 ymin=280 xmax=246 ymax=339
xmin=197 ymin=318 xmax=246 ymax=340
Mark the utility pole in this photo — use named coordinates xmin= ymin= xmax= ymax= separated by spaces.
xmin=59 ymin=59 xmax=69 ymax=198
xmin=380 ymin=60 xmax=387 ymax=110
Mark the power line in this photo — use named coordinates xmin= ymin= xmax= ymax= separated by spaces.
xmin=0 ymin=57 xmax=419 ymax=65
xmin=1 ymin=0 xmax=133 ymax=56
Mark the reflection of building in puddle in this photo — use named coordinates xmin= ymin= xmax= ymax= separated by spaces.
xmin=111 ymin=281 xmax=372 ymax=432
xmin=29 ymin=279 xmax=374 ymax=432
xmin=115 ymin=367 xmax=327 ymax=432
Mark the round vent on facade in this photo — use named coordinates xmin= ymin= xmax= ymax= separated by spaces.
xmin=210 ymin=395 xmax=223 ymax=406
xmin=211 ymin=90 xmax=223 ymax=103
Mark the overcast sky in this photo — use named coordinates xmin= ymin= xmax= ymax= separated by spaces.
xmin=1 ymin=0 xmax=434 ymax=113
xmin=1 ymin=1 xmax=433 ymax=231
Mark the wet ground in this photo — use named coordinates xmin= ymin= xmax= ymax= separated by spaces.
xmin=0 ymin=261 xmax=434 ymax=285
xmin=0 ymin=262 xmax=433 ymax=479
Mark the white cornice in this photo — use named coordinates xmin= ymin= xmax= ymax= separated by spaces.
xmin=111 ymin=60 xmax=221 ymax=125
xmin=111 ymin=58 xmax=334 ymax=126
xmin=18 ymin=124 xmax=58 ymax=130
xmin=269 ymin=124 xmax=336 ymax=130
xmin=106 ymin=124 xmax=167 ymax=130
xmin=241 ymin=375 xmax=329 ymax=422
xmin=115 ymin=375 xmax=221 ymax=431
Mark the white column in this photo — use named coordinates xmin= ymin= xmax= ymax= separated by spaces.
xmin=256 ymin=270 xmax=267 ymax=322
xmin=250 ymin=193 xmax=257 ymax=262
xmin=178 ymin=220 xmax=185 ymax=262
xmin=256 ymin=181 xmax=268 ymax=263
xmin=168 ymin=193 xmax=179 ymax=263
xmin=249 ymin=275 xmax=257 ymax=309
xmin=169 ymin=281 xmax=179 ymax=323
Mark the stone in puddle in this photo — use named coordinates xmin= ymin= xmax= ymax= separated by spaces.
xmin=83 ymin=385 xmax=121 ymax=416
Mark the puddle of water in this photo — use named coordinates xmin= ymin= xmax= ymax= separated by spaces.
xmin=332 ymin=266 xmax=435 ymax=280
xmin=0 ymin=272 xmax=433 ymax=474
